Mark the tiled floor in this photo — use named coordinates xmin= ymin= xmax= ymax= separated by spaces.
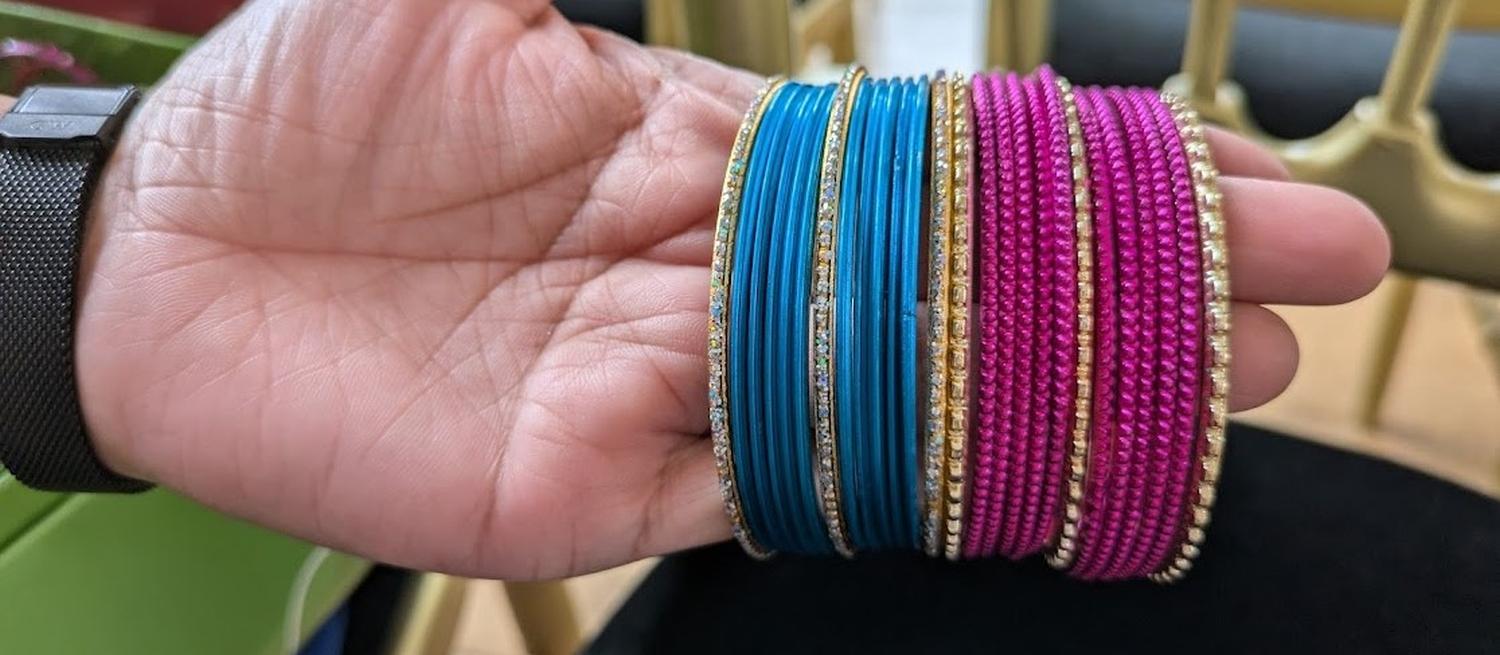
xmin=446 ymin=279 xmax=1500 ymax=654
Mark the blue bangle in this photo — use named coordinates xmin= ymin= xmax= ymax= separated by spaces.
xmin=730 ymin=83 xmax=795 ymax=548
xmin=886 ymin=78 xmax=911 ymax=548
xmin=768 ymin=83 xmax=837 ymax=553
xmin=835 ymin=78 xmax=870 ymax=550
xmin=835 ymin=78 xmax=868 ymax=549
xmin=761 ymin=84 xmax=811 ymax=551
xmin=733 ymin=72 xmax=929 ymax=554
xmin=895 ymin=77 xmax=931 ymax=548
xmin=838 ymin=78 xmax=896 ymax=550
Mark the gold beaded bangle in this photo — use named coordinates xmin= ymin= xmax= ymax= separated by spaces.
xmin=922 ymin=71 xmax=954 ymax=557
xmin=708 ymin=77 xmax=786 ymax=560
xmin=942 ymin=73 xmax=973 ymax=561
xmin=1151 ymin=94 xmax=1231 ymax=584
xmin=1047 ymin=76 xmax=1097 ymax=569
xmin=811 ymin=65 xmax=865 ymax=558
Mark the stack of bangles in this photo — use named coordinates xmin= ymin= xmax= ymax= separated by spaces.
xmin=709 ymin=64 xmax=1230 ymax=583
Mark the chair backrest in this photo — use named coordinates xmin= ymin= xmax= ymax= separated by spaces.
xmin=1164 ymin=0 xmax=1500 ymax=291
xmin=648 ymin=0 xmax=1500 ymax=290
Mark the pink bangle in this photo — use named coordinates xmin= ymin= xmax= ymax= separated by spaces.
xmin=1006 ymin=67 xmax=1077 ymax=558
xmin=1069 ymin=87 xmax=1145 ymax=580
xmin=1139 ymin=93 xmax=1207 ymax=575
xmin=963 ymin=71 xmax=1004 ymax=559
xmin=1049 ymin=80 xmax=1117 ymax=570
xmin=1092 ymin=88 xmax=1167 ymax=581
xmin=993 ymin=70 xmax=1040 ymax=558
xmin=1107 ymin=89 xmax=1182 ymax=578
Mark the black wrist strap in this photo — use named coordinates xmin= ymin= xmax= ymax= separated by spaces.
xmin=0 ymin=85 xmax=150 ymax=492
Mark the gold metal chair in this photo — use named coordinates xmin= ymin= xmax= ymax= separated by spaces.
xmin=503 ymin=580 xmax=584 ymax=655
xmin=652 ymin=0 xmax=1500 ymax=430
xmin=1160 ymin=0 xmax=1500 ymax=431
xmin=387 ymin=574 xmax=468 ymax=655
xmin=387 ymin=575 xmax=582 ymax=655
xmin=646 ymin=0 xmax=854 ymax=75
xmin=986 ymin=0 xmax=1500 ymax=432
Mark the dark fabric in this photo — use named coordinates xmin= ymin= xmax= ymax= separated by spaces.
xmin=555 ymin=0 xmax=644 ymax=42
xmin=340 ymin=566 xmax=414 ymax=655
xmin=588 ymin=424 xmax=1500 ymax=654
xmin=1051 ymin=0 xmax=1500 ymax=172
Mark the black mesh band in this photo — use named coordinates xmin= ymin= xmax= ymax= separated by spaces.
xmin=0 ymin=86 xmax=150 ymax=492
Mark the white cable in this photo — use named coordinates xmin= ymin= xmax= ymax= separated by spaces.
xmin=282 ymin=545 xmax=333 ymax=655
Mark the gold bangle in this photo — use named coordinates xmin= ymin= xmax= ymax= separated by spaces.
xmin=1047 ymin=76 xmax=1096 ymax=569
xmin=1151 ymin=94 xmax=1231 ymax=584
xmin=811 ymin=65 xmax=865 ymax=558
xmin=943 ymin=73 xmax=973 ymax=561
xmin=922 ymin=71 xmax=953 ymax=557
xmin=709 ymin=77 xmax=786 ymax=560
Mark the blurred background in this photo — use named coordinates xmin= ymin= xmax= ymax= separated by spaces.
xmin=0 ymin=1 xmax=1494 ymax=653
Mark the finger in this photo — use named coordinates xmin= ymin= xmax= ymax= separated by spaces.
xmin=1207 ymin=127 xmax=1291 ymax=181
xmin=1225 ymin=177 xmax=1391 ymax=305
xmin=645 ymin=44 xmax=760 ymax=112
xmin=1228 ymin=302 xmax=1299 ymax=411
xmin=650 ymin=440 xmax=733 ymax=556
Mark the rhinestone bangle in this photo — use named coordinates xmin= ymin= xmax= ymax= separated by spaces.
xmin=709 ymin=77 xmax=786 ymax=559
xmin=943 ymin=73 xmax=974 ymax=561
xmin=811 ymin=65 xmax=865 ymax=558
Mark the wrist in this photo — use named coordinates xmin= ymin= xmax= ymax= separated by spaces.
xmin=0 ymin=85 xmax=150 ymax=489
xmin=73 ymin=117 xmax=146 ymax=482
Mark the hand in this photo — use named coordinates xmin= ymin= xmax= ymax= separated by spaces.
xmin=75 ymin=0 xmax=1389 ymax=579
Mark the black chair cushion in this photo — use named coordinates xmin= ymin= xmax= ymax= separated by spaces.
xmin=587 ymin=424 xmax=1500 ymax=654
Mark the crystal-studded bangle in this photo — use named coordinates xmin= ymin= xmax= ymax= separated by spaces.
xmin=923 ymin=71 xmax=954 ymax=557
xmin=1151 ymin=94 xmax=1230 ymax=584
xmin=1045 ymin=73 xmax=1096 ymax=568
xmin=812 ymin=65 xmax=865 ymax=557
xmin=943 ymin=72 xmax=973 ymax=561
xmin=710 ymin=77 xmax=785 ymax=559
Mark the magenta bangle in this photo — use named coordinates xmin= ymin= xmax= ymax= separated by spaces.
xmin=1070 ymin=86 xmax=1143 ymax=580
xmin=942 ymin=68 xmax=1229 ymax=579
xmin=964 ymin=71 xmax=1003 ymax=559
xmin=1112 ymin=88 xmax=1182 ymax=578
xmin=994 ymin=70 xmax=1039 ymax=558
xmin=1140 ymin=93 xmax=1207 ymax=575
xmin=1051 ymin=80 xmax=1119 ymax=570
xmin=1035 ymin=66 xmax=1080 ymax=554
xmin=1092 ymin=88 xmax=1167 ymax=581
xmin=1003 ymin=70 xmax=1051 ymax=558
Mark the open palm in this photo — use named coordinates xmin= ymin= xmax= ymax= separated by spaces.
xmin=74 ymin=0 xmax=1388 ymax=579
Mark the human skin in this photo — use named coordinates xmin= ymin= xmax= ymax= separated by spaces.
xmin=51 ymin=0 xmax=1388 ymax=579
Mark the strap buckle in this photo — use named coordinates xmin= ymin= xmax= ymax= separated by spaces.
xmin=0 ymin=85 xmax=139 ymax=149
